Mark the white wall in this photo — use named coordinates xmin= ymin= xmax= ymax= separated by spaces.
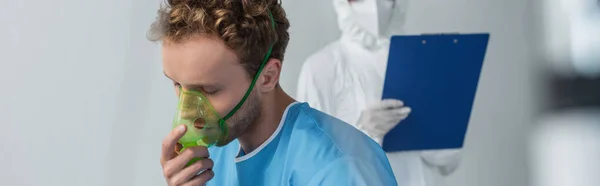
xmin=0 ymin=0 xmax=135 ymax=185
xmin=279 ymin=0 xmax=341 ymax=96
xmin=0 ymin=0 xmax=540 ymax=186
xmin=0 ymin=0 xmax=168 ymax=185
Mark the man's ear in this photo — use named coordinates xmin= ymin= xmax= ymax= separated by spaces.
xmin=258 ymin=58 xmax=282 ymax=93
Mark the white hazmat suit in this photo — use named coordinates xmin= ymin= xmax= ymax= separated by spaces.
xmin=296 ymin=0 xmax=462 ymax=185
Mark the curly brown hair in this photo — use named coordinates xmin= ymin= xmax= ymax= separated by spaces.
xmin=148 ymin=0 xmax=290 ymax=78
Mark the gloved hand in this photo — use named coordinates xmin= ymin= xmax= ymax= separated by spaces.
xmin=420 ymin=149 xmax=462 ymax=176
xmin=356 ymin=99 xmax=411 ymax=145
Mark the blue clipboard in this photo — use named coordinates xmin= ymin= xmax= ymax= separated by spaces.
xmin=381 ymin=33 xmax=490 ymax=152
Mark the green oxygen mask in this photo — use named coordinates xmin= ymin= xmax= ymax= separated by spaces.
xmin=172 ymin=87 xmax=227 ymax=149
xmin=171 ymin=10 xmax=277 ymax=166
xmin=172 ymin=87 xmax=229 ymax=166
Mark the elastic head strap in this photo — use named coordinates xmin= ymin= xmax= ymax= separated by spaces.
xmin=221 ymin=10 xmax=276 ymax=121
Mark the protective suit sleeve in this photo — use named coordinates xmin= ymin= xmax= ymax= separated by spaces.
xmin=307 ymin=156 xmax=398 ymax=186
xmin=420 ymin=149 xmax=462 ymax=176
xmin=296 ymin=61 xmax=315 ymax=104
xmin=296 ymin=50 xmax=336 ymax=115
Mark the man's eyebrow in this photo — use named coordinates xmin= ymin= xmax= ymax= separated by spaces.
xmin=163 ymin=71 xmax=220 ymax=90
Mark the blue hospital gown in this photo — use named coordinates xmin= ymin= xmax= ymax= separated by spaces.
xmin=206 ymin=102 xmax=397 ymax=186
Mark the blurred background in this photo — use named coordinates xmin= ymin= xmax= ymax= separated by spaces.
xmin=0 ymin=0 xmax=598 ymax=186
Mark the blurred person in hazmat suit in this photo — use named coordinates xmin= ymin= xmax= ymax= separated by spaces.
xmin=296 ymin=0 xmax=462 ymax=185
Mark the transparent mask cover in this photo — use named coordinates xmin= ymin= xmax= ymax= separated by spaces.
xmin=172 ymin=87 xmax=228 ymax=149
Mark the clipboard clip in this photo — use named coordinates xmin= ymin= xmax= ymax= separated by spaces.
xmin=419 ymin=33 xmax=461 ymax=44
xmin=420 ymin=33 xmax=460 ymax=36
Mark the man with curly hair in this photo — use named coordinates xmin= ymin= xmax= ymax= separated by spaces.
xmin=148 ymin=0 xmax=397 ymax=185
